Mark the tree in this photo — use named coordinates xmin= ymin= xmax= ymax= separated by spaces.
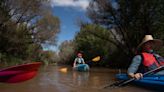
xmin=87 ymin=0 xmax=164 ymax=65
xmin=0 ymin=0 xmax=60 ymax=64
xmin=35 ymin=12 xmax=60 ymax=45
xmin=37 ymin=50 xmax=57 ymax=65
xmin=74 ymin=24 xmax=117 ymax=66
xmin=58 ymin=40 xmax=76 ymax=64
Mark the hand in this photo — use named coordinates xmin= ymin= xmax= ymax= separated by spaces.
xmin=73 ymin=65 xmax=76 ymax=68
xmin=128 ymin=73 xmax=143 ymax=80
xmin=73 ymin=63 xmax=76 ymax=68
xmin=134 ymin=73 xmax=143 ymax=80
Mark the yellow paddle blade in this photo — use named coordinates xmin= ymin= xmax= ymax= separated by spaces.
xmin=59 ymin=67 xmax=67 ymax=73
xmin=92 ymin=56 xmax=100 ymax=62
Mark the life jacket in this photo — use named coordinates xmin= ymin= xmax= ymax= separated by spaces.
xmin=75 ymin=58 xmax=84 ymax=64
xmin=141 ymin=52 xmax=164 ymax=72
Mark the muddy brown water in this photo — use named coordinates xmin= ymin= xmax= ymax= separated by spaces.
xmin=0 ymin=65 xmax=154 ymax=92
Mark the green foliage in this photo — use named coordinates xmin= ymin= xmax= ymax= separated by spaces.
xmin=58 ymin=40 xmax=76 ymax=64
xmin=36 ymin=13 xmax=60 ymax=45
xmin=0 ymin=53 xmax=23 ymax=67
xmin=37 ymin=51 xmax=57 ymax=65
xmin=0 ymin=0 xmax=60 ymax=65
xmin=74 ymin=24 xmax=116 ymax=66
xmin=86 ymin=0 xmax=164 ymax=68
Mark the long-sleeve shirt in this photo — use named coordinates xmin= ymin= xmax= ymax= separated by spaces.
xmin=128 ymin=52 xmax=164 ymax=75
xmin=128 ymin=55 xmax=142 ymax=74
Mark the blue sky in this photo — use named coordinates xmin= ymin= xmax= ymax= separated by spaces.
xmin=44 ymin=0 xmax=91 ymax=51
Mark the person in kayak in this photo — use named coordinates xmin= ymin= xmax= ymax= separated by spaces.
xmin=73 ymin=52 xmax=86 ymax=68
xmin=128 ymin=35 xmax=164 ymax=79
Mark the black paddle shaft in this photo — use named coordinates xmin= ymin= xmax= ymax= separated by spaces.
xmin=104 ymin=65 xmax=164 ymax=88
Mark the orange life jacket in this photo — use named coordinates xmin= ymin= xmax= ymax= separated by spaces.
xmin=141 ymin=52 xmax=164 ymax=72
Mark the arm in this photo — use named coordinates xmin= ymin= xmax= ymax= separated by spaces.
xmin=127 ymin=55 xmax=143 ymax=79
xmin=73 ymin=58 xmax=77 ymax=68
xmin=153 ymin=53 xmax=164 ymax=61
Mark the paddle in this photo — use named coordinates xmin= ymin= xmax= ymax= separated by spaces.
xmin=84 ymin=56 xmax=101 ymax=67
xmin=91 ymin=56 xmax=100 ymax=62
xmin=104 ymin=65 xmax=164 ymax=88
xmin=59 ymin=67 xmax=68 ymax=73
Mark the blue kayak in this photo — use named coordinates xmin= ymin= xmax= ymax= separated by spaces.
xmin=74 ymin=64 xmax=89 ymax=72
xmin=116 ymin=73 xmax=164 ymax=91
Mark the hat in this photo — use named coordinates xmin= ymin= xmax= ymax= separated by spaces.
xmin=137 ymin=35 xmax=163 ymax=50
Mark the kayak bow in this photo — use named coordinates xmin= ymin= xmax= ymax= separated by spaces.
xmin=0 ymin=62 xmax=42 ymax=83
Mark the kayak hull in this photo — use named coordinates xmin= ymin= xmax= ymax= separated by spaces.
xmin=75 ymin=64 xmax=89 ymax=72
xmin=6 ymin=71 xmax=37 ymax=83
xmin=116 ymin=73 xmax=164 ymax=91
xmin=0 ymin=62 xmax=41 ymax=83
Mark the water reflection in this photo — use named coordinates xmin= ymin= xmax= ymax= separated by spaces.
xmin=72 ymin=71 xmax=89 ymax=86
xmin=0 ymin=65 xmax=153 ymax=92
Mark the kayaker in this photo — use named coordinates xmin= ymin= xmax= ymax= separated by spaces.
xmin=128 ymin=35 xmax=164 ymax=79
xmin=73 ymin=52 xmax=86 ymax=68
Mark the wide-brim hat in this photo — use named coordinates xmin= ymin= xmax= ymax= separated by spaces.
xmin=137 ymin=35 xmax=163 ymax=50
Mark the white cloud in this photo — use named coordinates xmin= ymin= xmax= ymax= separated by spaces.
xmin=50 ymin=0 xmax=90 ymax=10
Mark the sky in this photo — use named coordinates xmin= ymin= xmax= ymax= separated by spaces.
xmin=44 ymin=0 xmax=91 ymax=51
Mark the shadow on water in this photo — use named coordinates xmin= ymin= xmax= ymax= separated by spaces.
xmin=0 ymin=65 xmax=154 ymax=92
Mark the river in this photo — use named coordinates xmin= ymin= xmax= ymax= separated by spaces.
xmin=0 ymin=65 xmax=154 ymax=92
